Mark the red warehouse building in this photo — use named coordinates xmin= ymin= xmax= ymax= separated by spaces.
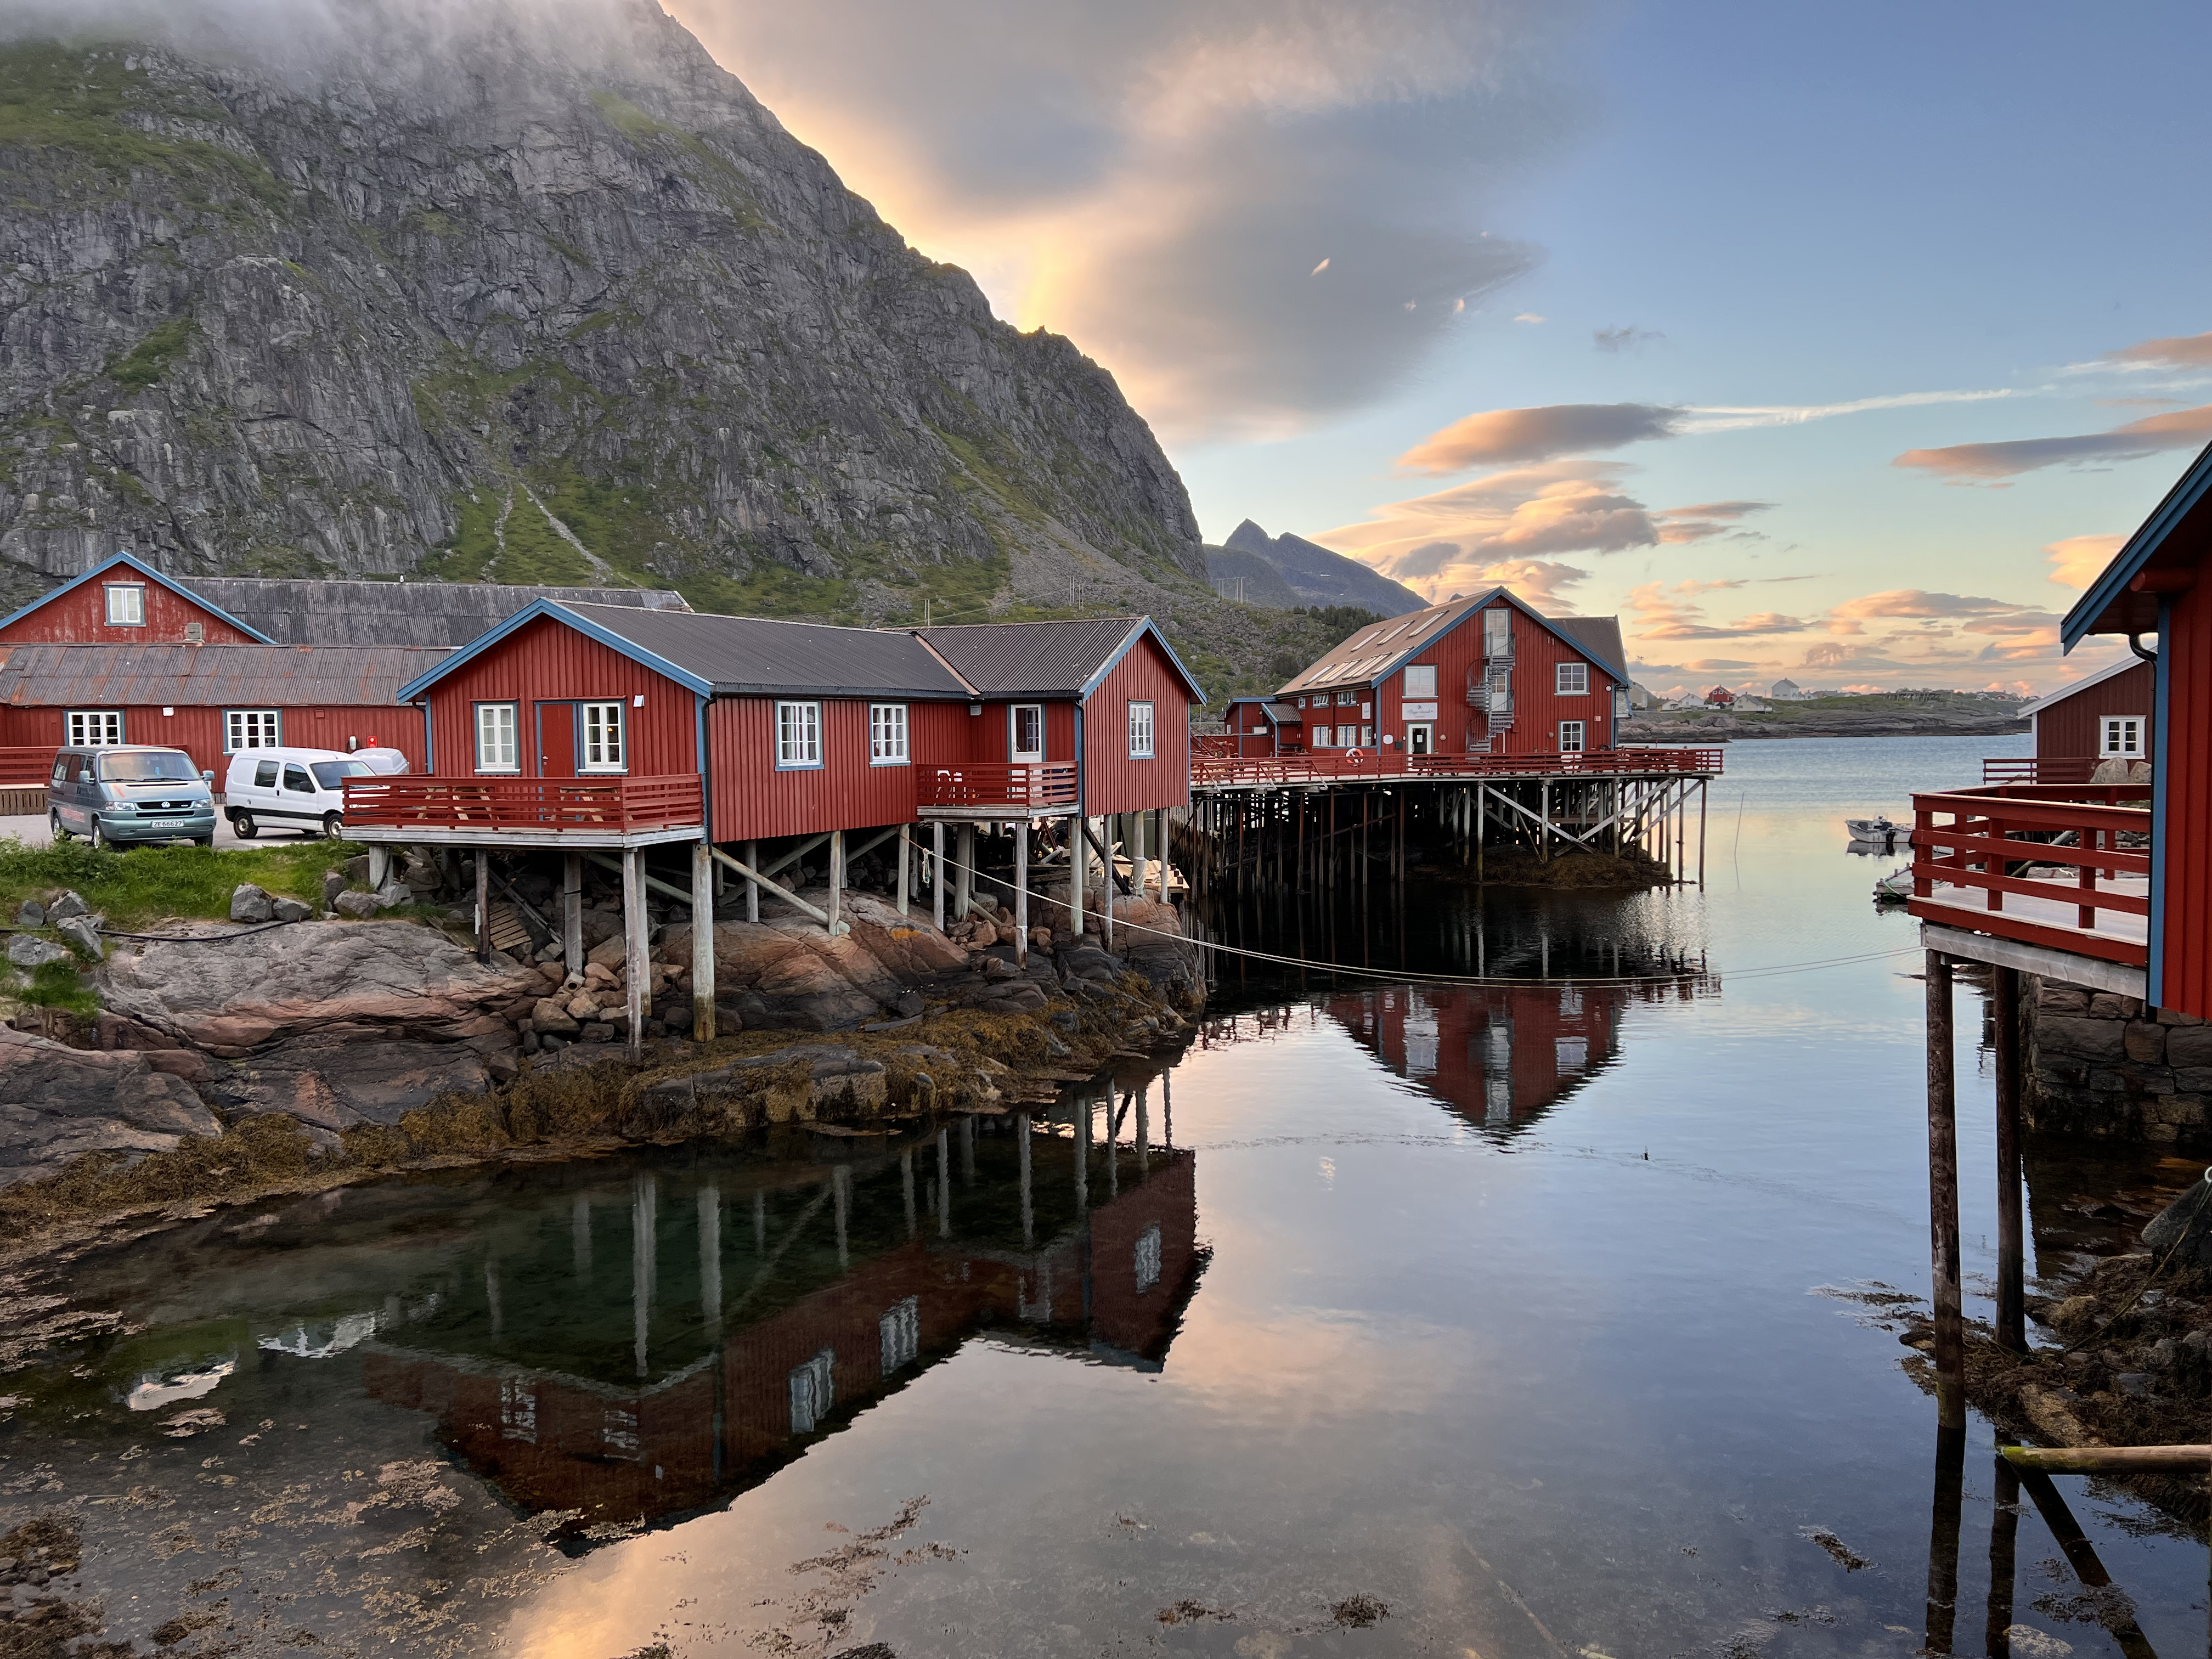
xmin=1276 ymin=589 xmax=1629 ymax=760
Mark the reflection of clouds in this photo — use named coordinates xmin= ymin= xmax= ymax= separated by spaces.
xmin=126 ymin=1358 xmax=235 ymax=1413
xmin=1167 ymin=1307 xmax=1488 ymax=1421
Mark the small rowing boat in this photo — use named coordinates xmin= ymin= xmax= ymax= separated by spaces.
xmin=1845 ymin=816 xmax=1908 ymax=844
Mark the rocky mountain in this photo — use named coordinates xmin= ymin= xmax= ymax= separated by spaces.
xmin=0 ymin=1 xmax=1206 ymax=622
xmin=1214 ymin=520 xmax=1423 ymax=616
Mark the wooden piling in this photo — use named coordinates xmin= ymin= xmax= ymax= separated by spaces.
xmin=473 ymin=849 xmax=491 ymax=964
xmin=1926 ymin=950 xmax=1964 ymax=1430
xmin=1013 ymin=819 xmax=1029 ymax=967
xmin=744 ymin=839 xmax=759 ymax=923
xmin=932 ymin=822 xmax=946 ymax=932
xmin=562 ymin=849 xmax=584 ymax=974
xmin=622 ymin=847 xmax=648 ymax=1060
xmin=690 ymin=839 xmax=716 ymax=1042
xmin=1994 ymin=964 xmax=2026 ymax=1353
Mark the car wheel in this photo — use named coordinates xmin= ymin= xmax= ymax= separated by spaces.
xmin=48 ymin=810 xmax=69 ymax=842
xmin=321 ymin=814 xmax=343 ymax=840
xmin=234 ymin=812 xmax=258 ymax=839
xmin=88 ymin=819 xmax=105 ymax=851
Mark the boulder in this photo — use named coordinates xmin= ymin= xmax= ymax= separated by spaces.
xmin=531 ymin=996 xmax=580 ymax=1035
xmin=344 ymin=854 xmax=373 ymax=885
xmin=5 ymin=935 xmax=70 ymax=969
xmin=0 ymin=1027 xmax=222 ymax=1188
xmin=102 ymin=921 xmax=538 ymax=1128
xmin=2143 ymin=1173 xmax=2212 ymax=1270
xmin=332 ymin=890 xmax=381 ymax=919
xmin=588 ymin=934 xmax=628 ymax=969
xmin=322 ymin=871 xmax=349 ymax=909
xmin=14 ymin=900 xmax=44 ymax=928
xmin=272 ymin=896 xmax=313 ymax=924
xmin=230 ymin=883 xmax=276 ymax=923
xmin=47 ymin=890 xmax=88 ymax=921
xmin=56 ymin=916 xmax=103 ymax=961
xmin=662 ymin=892 xmax=967 ymax=1031
xmin=373 ymin=882 xmax=410 ymax=910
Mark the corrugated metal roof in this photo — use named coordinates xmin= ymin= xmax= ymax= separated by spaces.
xmin=919 ymin=617 xmax=1149 ymax=698
xmin=0 ymin=642 xmax=447 ymax=706
xmin=1278 ymin=595 xmax=1491 ymax=695
xmin=182 ymin=578 xmax=691 ymax=648
xmin=1549 ymin=616 xmax=1628 ymax=681
xmin=558 ymin=604 xmax=973 ymax=698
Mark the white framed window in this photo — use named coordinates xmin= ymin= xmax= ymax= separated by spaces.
xmin=224 ymin=709 xmax=280 ymax=752
xmin=1134 ymin=1223 xmax=1163 ymax=1294
xmin=788 ymin=1348 xmax=834 ymax=1435
xmin=1338 ymin=691 xmax=1358 ymax=707
xmin=1402 ymin=664 xmax=1437 ymax=699
xmin=1556 ymin=1036 xmax=1588 ymax=1072
xmin=1558 ymin=720 xmax=1586 ymax=753
xmin=104 ymin=583 xmax=145 ymax=627
xmin=879 ymin=1296 xmax=920 ymax=1373
xmin=1556 ymin=662 xmax=1589 ymax=696
xmin=1128 ymin=700 xmax=1155 ymax=759
xmin=870 ymin=702 xmax=909 ymax=765
xmin=580 ymin=700 xmax=626 ymax=772
xmin=67 ymin=709 xmax=123 ymax=746
xmin=475 ymin=702 xmax=519 ymax=772
xmin=2101 ymin=715 xmax=2145 ymax=758
xmin=777 ymin=700 xmax=822 ymax=769
xmin=1359 ymin=725 xmax=1373 ymax=747
xmin=1009 ymin=703 xmax=1043 ymax=761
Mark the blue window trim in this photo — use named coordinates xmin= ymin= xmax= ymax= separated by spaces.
xmin=103 ymin=581 xmax=148 ymax=628
xmin=472 ymin=699 xmax=522 ymax=774
xmin=0 ymin=552 xmax=275 ymax=643
xmin=774 ymin=699 xmax=825 ymax=771
xmin=575 ymin=698 xmax=631 ymax=776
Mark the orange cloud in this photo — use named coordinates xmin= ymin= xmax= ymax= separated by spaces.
xmin=1895 ymin=405 xmax=2212 ymax=481
xmin=2045 ymin=533 xmax=2124 ymax=589
xmin=1395 ymin=403 xmax=1681 ymax=473
xmin=2104 ymin=330 xmax=2212 ymax=370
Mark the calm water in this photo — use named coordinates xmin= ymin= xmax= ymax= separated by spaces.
xmin=5 ymin=734 xmax=2207 ymax=1658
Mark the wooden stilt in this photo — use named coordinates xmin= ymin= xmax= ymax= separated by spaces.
xmin=1697 ymin=778 xmax=1709 ymax=888
xmin=1132 ymin=811 xmax=1149 ymax=904
xmin=690 ymin=839 xmax=716 ymax=1043
xmin=1926 ymin=950 xmax=1964 ymax=1430
xmin=474 ymin=849 xmax=491 ymax=964
xmin=956 ymin=823 xmax=974 ymax=919
xmin=1013 ymin=820 xmax=1029 ymax=967
xmin=1994 ymin=964 xmax=2026 ymax=1353
xmin=1070 ymin=810 xmax=1086 ymax=936
xmin=744 ymin=839 xmax=759 ymax=923
xmin=562 ymin=850 xmax=584 ymax=974
xmin=827 ymin=829 xmax=843 ymax=934
xmin=897 ymin=823 xmax=911 ymax=917
xmin=932 ymin=822 xmax=946 ymax=932
xmin=623 ymin=846 xmax=648 ymax=1060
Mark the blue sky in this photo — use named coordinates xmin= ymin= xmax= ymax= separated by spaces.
xmin=680 ymin=0 xmax=2210 ymax=692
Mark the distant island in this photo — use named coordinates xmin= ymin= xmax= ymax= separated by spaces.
xmin=1620 ymin=689 xmax=2029 ymax=742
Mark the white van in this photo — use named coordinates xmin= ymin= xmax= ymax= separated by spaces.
xmin=223 ymin=747 xmax=373 ymax=839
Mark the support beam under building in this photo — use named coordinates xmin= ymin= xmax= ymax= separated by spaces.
xmin=932 ymin=822 xmax=946 ymax=932
xmin=623 ymin=847 xmax=648 ymax=1060
xmin=1013 ymin=819 xmax=1029 ymax=967
xmin=691 ymin=839 xmax=716 ymax=1043
xmin=562 ymin=850 xmax=584 ymax=975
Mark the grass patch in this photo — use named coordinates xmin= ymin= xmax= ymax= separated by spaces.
xmin=17 ymin=959 xmax=98 ymax=1016
xmin=0 ymin=836 xmax=349 ymax=929
xmin=588 ymin=91 xmax=765 ymax=227
xmin=109 ymin=314 xmax=194 ymax=387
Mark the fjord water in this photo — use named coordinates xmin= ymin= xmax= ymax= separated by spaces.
xmin=7 ymin=735 xmax=2208 ymax=1656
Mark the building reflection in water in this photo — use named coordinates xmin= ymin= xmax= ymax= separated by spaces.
xmin=354 ymin=1093 xmax=1201 ymax=1541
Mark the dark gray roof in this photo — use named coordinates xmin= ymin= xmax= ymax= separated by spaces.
xmin=1549 ymin=616 xmax=1628 ymax=680
xmin=560 ymin=604 xmax=972 ymax=698
xmin=919 ymin=617 xmax=1154 ymax=699
xmin=184 ymin=578 xmax=690 ymax=648
xmin=0 ymin=642 xmax=445 ymax=706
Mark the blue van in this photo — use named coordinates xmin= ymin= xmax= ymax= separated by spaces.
xmin=48 ymin=746 xmax=218 ymax=848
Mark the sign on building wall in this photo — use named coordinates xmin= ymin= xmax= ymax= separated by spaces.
xmin=1401 ymin=702 xmax=1438 ymax=719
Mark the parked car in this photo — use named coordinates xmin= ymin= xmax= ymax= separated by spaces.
xmin=48 ymin=746 xmax=217 ymax=849
xmin=223 ymin=747 xmax=373 ymax=839
xmin=351 ymin=746 xmax=411 ymax=775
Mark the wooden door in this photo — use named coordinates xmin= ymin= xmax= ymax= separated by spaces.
xmin=535 ymin=702 xmax=577 ymax=777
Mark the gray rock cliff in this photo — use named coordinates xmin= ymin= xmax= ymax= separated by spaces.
xmin=0 ymin=0 xmax=1204 ymax=615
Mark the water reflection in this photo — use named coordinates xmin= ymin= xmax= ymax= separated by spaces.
xmin=25 ymin=1103 xmax=1201 ymax=1547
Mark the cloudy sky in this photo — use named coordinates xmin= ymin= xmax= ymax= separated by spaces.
xmin=670 ymin=0 xmax=2212 ymax=695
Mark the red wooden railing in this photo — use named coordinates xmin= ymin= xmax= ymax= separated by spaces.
xmin=1981 ymin=756 xmax=2102 ymax=786
xmin=921 ymin=761 xmax=1079 ymax=811
xmin=0 ymin=746 xmax=57 ymax=787
xmin=341 ymin=774 xmax=704 ymax=833
xmin=1189 ymin=747 xmax=1724 ymax=787
xmin=1909 ymin=783 xmax=2152 ymax=966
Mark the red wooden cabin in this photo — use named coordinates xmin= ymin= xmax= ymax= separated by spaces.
xmin=1983 ymin=657 xmax=2155 ymax=785
xmin=1910 ymin=438 xmax=2212 ymax=1019
xmin=1217 ymin=696 xmax=1303 ymax=757
xmin=1276 ymin=590 xmax=1628 ymax=761
xmin=0 ymin=552 xmax=269 ymax=647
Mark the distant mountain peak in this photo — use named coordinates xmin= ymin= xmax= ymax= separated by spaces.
xmin=1205 ymin=521 xmax=1424 ymax=617
xmin=1223 ymin=519 xmax=1274 ymax=555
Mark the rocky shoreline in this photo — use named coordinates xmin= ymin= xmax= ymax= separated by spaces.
xmin=0 ymin=880 xmax=1205 ymax=1255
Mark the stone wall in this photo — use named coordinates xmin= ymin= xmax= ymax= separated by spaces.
xmin=2023 ymin=974 xmax=2212 ymax=1146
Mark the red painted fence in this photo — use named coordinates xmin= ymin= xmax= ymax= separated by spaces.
xmin=1909 ymin=783 xmax=2153 ymax=966
xmin=1981 ymin=757 xmax=2102 ymax=786
xmin=342 ymin=774 xmax=704 ymax=833
xmin=1190 ymin=747 xmax=1724 ymax=788
xmin=921 ymin=762 xmax=1079 ymax=811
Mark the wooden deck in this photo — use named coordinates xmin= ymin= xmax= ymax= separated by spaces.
xmin=918 ymin=761 xmax=1080 ymax=819
xmin=1907 ymin=783 xmax=2152 ymax=968
xmin=1191 ymin=746 xmax=1723 ymax=790
xmin=340 ymin=774 xmax=705 ymax=848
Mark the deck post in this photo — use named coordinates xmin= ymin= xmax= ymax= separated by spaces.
xmin=1101 ymin=819 xmax=1115 ymax=952
xmin=1994 ymin=964 xmax=2026 ymax=1353
xmin=690 ymin=839 xmax=716 ymax=1043
xmin=562 ymin=850 xmax=584 ymax=975
xmin=1926 ymin=950 xmax=1965 ymax=1429
xmin=1476 ymin=782 xmax=1486 ymax=879
xmin=827 ymin=829 xmax=843 ymax=935
xmin=1013 ymin=820 xmax=1029 ymax=967
xmin=474 ymin=849 xmax=491 ymax=964
xmin=744 ymin=839 xmax=759 ymax=924
xmin=896 ymin=823 xmax=911 ymax=918
xmin=623 ymin=847 xmax=648 ymax=1060
xmin=368 ymin=846 xmax=391 ymax=892
xmin=956 ymin=823 xmax=974 ymax=919
xmin=1069 ymin=811 xmax=1085 ymax=937
xmin=1539 ymin=780 xmax=1551 ymax=861
xmin=932 ymin=822 xmax=946 ymax=932
xmin=1132 ymin=812 xmax=1149 ymax=905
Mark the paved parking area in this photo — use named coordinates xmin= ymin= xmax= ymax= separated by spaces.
xmin=0 ymin=811 xmax=313 ymax=850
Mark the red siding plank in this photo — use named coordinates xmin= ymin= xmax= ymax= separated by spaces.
xmin=2160 ymin=581 xmax=2212 ymax=1018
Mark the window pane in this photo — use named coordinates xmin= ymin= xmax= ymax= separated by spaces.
xmin=477 ymin=704 xmax=516 ymax=769
xmin=105 ymin=585 xmax=144 ymax=625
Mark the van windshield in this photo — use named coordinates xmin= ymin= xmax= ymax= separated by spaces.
xmin=311 ymin=760 xmax=373 ymax=789
xmin=97 ymin=752 xmax=198 ymax=783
